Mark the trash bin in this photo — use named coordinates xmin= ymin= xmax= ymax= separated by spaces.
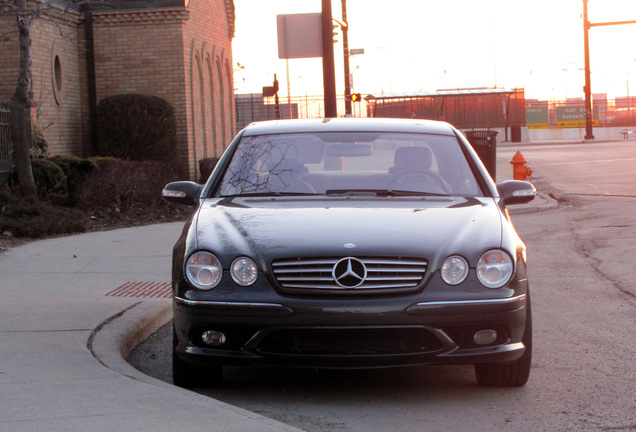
xmin=511 ymin=125 xmax=522 ymax=143
xmin=463 ymin=130 xmax=498 ymax=180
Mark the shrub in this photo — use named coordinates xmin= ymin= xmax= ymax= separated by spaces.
xmin=0 ymin=188 xmax=86 ymax=238
xmin=76 ymin=159 xmax=183 ymax=213
xmin=198 ymin=157 xmax=220 ymax=183
xmin=8 ymin=159 xmax=68 ymax=202
xmin=88 ymin=156 xmax=119 ymax=171
xmin=30 ymin=130 xmax=49 ymax=159
xmin=48 ymin=155 xmax=99 ymax=204
xmin=31 ymin=159 xmax=68 ymax=202
xmin=96 ymin=94 xmax=177 ymax=161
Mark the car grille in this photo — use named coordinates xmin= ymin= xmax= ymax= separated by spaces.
xmin=271 ymin=257 xmax=427 ymax=293
xmin=257 ymin=327 xmax=443 ymax=356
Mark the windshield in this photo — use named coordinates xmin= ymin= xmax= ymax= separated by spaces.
xmin=214 ymin=132 xmax=483 ymax=198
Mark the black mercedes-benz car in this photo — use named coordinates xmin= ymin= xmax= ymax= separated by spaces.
xmin=163 ymin=118 xmax=536 ymax=388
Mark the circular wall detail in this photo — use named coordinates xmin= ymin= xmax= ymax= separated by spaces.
xmin=52 ymin=53 xmax=63 ymax=105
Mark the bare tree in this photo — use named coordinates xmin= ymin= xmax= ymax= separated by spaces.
xmin=4 ymin=0 xmax=38 ymax=197
xmin=2 ymin=0 xmax=98 ymax=197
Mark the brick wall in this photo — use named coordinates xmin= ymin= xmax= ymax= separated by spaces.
xmin=29 ymin=8 xmax=88 ymax=156
xmin=0 ymin=6 xmax=88 ymax=156
xmin=0 ymin=0 xmax=235 ymax=181
xmin=91 ymin=0 xmax=235 ymax=179
xmin=0 ymin=14 xmax=19 ymax=98
xmin=182 ymin=0 xmax=235 ymax=179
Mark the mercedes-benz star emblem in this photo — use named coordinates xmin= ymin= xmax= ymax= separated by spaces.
xmin=332 ymin=257 xmax=367 ymax=288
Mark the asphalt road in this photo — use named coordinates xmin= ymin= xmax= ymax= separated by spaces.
xmin=130 ymin=140 xmax=636 ymax=432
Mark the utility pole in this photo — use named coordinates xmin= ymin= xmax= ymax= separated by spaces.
xmin=341 ymin=0 xmax=352 ymax=117
xmin=582 ymin=0 xmax=636 ymax=140
xmin=321 ymin=0 xmax=337 ymax=118
xmin=583 ymin=0 xmax=594 ymax=140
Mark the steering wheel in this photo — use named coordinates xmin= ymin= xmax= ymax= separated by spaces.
xmin=388 ymin=169 xmax=451 ymax=194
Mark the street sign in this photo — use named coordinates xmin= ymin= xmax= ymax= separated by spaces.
xmin=349 ymin=48 xmax=365 ymax=55
xmin=526 ymin=106 xmax=549 ymax=129
xmin=556 ymin=105 xmax=599 ymax=128
xmin=277 ymin=13 xmax=322 ymax=59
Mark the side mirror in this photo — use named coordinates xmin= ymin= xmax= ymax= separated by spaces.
xmin=498 ymin=180 xmax=536 ymax=206
xmin=162 ymin=181 xmax=203 ymax=206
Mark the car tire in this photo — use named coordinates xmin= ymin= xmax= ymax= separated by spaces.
xmin=474 ymin=294 xmax=532 ymax=387
xmin=172 ymin=329 xmax=223 ymax=388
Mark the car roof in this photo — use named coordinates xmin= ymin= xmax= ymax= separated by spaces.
xmin=240 ymin=118 xmax=458 ymax=137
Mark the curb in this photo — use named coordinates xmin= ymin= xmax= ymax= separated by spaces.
xmin=89 ymin=299 xmax=174 ymax=386
xmin=89 ymin=298 xmax=306 ymax=432
xmin=508 ymin=191 xmax=558 ymax=215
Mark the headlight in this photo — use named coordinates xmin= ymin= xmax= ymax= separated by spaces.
xmin=231 ymin=257 xmax=258 ymax=286
xmin=441 ymin=255 xmax=469 ymax=286
xmin=185 ymin=252 xmax=222 ymax=290
xmin=477 ymin=250 xmax=513 ymax=289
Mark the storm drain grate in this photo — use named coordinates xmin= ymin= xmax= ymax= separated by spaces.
xmin=106 ymin=281 xmax=172 ymax=299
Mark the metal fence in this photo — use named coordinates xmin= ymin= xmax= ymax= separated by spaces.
xmin=237 ymin=93 xmax=636 ymax=131
xmin=235 ymin=94 xmax=367 ymax=131
xmin=0 ymin=103 xmax=11 ymax=180
xmin=366 ymin=89 xmax=526 ymax=130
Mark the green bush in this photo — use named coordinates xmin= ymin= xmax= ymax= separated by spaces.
xmin=96 ymin=94 xmax=177 ymax=161
xmin=31 ymin=159 xmax=68 ymax=202
xmin=48 ymin=155 xmax=99 ymax=204
xmin=8 ymin=159 xmax=68 ymax=202
xmin=30 ymin=131 xmax=49 ymax=159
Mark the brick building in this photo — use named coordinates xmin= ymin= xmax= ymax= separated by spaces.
xmin=0 ymin=0 xmax=235 ymax=179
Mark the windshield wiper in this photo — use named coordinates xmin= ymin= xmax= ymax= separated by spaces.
xmin=325 ymin=189 xmax=449 ymax=197
xmin=218 ymin=192 xmax=320 ymax=198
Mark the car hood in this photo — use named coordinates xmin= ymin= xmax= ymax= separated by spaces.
xmin=192 ymin=196 xmax=504 ymax=269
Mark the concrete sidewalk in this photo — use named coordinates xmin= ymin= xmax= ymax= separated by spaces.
xmin=0 ymin=223 xmax=304 ymax=432
xmin=0 ymin=156 xmax=555 ymax=431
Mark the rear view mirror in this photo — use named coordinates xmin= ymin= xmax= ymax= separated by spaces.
xmin=326 ymin=144 xmax=373 ymax=157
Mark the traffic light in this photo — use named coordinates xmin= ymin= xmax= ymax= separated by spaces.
xmin=351 ymin=93 xmax=362 ymax=102
xmin=332 ymin=23 xmax=339 ymax=43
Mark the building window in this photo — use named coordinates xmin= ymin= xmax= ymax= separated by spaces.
xmin=52 ymin=55 xmax=62 ymax=105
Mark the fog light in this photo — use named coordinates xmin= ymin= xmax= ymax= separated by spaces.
xmin=473 ymin=329 xmax=498 ymax=345
xmin=201 ymin=330 xmax=227 ymax=346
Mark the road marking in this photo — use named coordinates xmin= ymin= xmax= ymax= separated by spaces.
xmin=106 ymin=281 xmax=171 ymax=298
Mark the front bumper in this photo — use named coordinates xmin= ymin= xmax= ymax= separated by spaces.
xmin=173 ymin=293 xmax=528 ymax=369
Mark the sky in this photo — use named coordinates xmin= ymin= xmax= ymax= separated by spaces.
xmin=231 ymin=0 xmax=636 ymax=101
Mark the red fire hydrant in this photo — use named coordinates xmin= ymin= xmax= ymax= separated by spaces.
xmin=510 ymin=151 xmax=533 ymax=181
